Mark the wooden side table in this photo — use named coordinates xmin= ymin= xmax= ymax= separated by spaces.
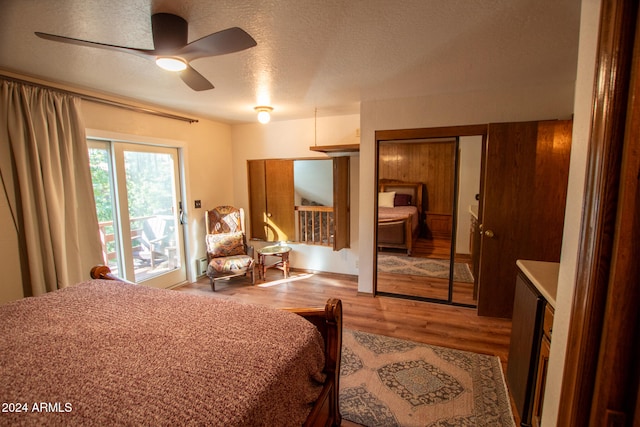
xmin=257 ymin=245 xmax=292 ymax=280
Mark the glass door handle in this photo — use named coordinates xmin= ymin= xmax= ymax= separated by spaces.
xmin=179 ymin=201 xmax=186 ymax=225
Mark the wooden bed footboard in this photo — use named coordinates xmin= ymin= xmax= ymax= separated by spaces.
xmin=285 ymin=300 xmax=342 ymax=427
xmin=90 ymin=265 xmax=343 ymax=427
xmin=377 ymin=215 xmax=414 ymax=255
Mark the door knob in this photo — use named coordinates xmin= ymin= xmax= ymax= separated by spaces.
xmin=484 ymin=230 xmax=495 ymax=238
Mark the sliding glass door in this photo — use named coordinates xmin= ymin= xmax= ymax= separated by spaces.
xmin=88 ymin=139 xmax=186 ymax=288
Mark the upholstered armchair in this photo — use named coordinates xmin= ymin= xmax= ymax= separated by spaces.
xmin=205 ymin=206 xmax=255 ymax=291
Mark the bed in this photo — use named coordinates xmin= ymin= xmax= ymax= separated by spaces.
xmin=377 ymin=181 xmax=423 ymax=255
xmin=0 ymin=265 xmax=342 ymax=426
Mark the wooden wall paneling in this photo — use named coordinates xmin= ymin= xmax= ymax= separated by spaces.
xmin=414 ymin=145 xmax=428 ymax=213
xmin=423 ymin=143 xmax=437 ymax=210
xmin=379 ymin=143 xmax=400 ymax=181
xmin=426 ymin=142 xmax=455 ymax=213
xmin=391 ymin=143 xmax=404 ymax=181
xmin=394 ymin=143 xmax=405 ymax=180
xmin=378 ymin=141 xmax=456 ymax=214
xmin=377 ymin=145 xmax=387 ymax=185
xmin=378 ymin=144 xmax=390 ymax=181
xmin=379 ymin=141 xmax=457 ymax=240
xmin=441 ymin=141 xmax=456 ymax=213
xmin=525 ymin=120 xmax=572 ymax=261
xmin=379 ymin=143 xmax=400 ymax=180
xmin=408 ymin=143 xmax=423 ymax=182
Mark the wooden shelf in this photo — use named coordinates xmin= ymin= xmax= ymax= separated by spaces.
xmin=309 ymin=144 xmax=359 ymax=154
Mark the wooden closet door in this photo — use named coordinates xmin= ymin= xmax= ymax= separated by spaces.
xmin=264 ymin=159 xmax=295 ymax=241
xmin=477 ymin=120 xmax=572 ymax=318
xmin=333 ymin=156 xmax=350 ymax=251
xmin=247 ymin=160 xmax=267 ymax=240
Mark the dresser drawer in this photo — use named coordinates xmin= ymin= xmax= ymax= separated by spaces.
xmin=543 ymin=304 xmax=554 ymax=340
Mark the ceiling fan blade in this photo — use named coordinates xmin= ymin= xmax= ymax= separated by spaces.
xmin=179 ymin=27 xmax=257 ymax=61
xmin=151 ymin=13 xmax=188 ymax=53
xmin=179 ymin=65 xmax=214 ymax=91
xmin=35 ymin=32 xmax=154 ymax=58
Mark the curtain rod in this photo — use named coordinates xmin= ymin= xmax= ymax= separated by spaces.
xmin=1 ymin=75 xmax=198 ymax=124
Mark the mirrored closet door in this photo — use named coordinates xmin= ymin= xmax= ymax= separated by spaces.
xmin=374 ymin=129 xmax=483 ymax=307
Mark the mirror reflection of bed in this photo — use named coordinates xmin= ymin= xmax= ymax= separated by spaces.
xmin=375 ymin=135 xmax=482 ymax=306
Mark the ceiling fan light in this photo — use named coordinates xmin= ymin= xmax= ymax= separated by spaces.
xmin=255 ymin=106 xmax=273 ymax=124
xmin=155 ymin=57 xmax=187 ymax=72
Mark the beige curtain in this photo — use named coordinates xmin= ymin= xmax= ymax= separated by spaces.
xmin=0 ymin=80 xmax=103 ymax=296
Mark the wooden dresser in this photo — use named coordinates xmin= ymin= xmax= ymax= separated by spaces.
xmin=506 ymin=260 xmax=558 ymax=427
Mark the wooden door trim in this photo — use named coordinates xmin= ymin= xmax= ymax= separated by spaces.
xmin=375 ymin=124 xmax=487 ymax=142
xmin=589 ymin=1 xmax=640 ymax=423
xmin=557 ymin=0 xmax=638 ymax=425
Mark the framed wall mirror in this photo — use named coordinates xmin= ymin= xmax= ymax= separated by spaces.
xmin=374 ymin=128 xmax=484 ymax=307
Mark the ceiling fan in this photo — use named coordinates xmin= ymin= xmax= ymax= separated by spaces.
xmin=35 ymin=13 xmax=257 ymax=91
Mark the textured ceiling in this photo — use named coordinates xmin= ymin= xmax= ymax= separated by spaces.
xmin=0 ymin=0 xmax=581 ymax=124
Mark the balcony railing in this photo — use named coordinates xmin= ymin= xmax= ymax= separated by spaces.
xmin=295 ymin=205 xmax=334 ymax=247
xmin=98 ymin=215 xmax=178 ymax=281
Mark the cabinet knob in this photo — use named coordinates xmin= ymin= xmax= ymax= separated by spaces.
xmin=267 ymin=212 xmax=272 ymax=218
xmin=484 ymin=230 xmax=495 ymax=238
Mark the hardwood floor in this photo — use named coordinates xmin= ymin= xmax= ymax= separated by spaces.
xmin=377 ymin=236 xmax=477 ymax=305
xmin=412 ymin=235 xmax=453 ymax=260
xmin=175 ymin=269 xmax=510 ymax=365
xmin=175 ymin=270 xmax=517 ymax=425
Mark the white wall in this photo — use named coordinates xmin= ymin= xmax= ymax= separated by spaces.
xmin=542 ymin=0 xmax=601 ymax=424
xmin=294 ymin=160 xmax=333 ymax=206
xmin=230 ymin=114 xmax=360 ymax=275
xmin=359 ymin=81 xmax=576 ymax=294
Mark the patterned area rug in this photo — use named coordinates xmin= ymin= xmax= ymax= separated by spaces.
xmin=340 ymin=330 xmax=515 ymax=427
xmin=378 ymin=255 xmax=474 ymax=283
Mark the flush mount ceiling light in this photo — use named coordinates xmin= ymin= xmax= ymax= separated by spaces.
xmin=255 ymin=106 xmax=273 ymax=124
xmin=155 ymin=57 xmax=188 ymax=72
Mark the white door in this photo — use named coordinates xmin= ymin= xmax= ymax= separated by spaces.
xmin=88 ymin=139 xmax=187 ymax=288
